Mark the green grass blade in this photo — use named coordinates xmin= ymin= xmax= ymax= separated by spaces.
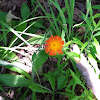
xmin=37 ymin=0 xmax=57 ymax=35
xmin=48 ymin=1 xmax=60 ymax=36
xmin=0 ymin=21 xmax=31 ymax=46
xmin=49 ymin=0 xmax=68 ymax=40
xmin=65 ymin=0 xmax=75 ymax=38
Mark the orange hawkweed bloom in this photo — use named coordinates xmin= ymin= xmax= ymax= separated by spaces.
xmin=45 ymin=35 xmax=64 ymax=56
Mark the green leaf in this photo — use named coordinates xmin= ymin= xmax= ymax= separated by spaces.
xmin=70 ymin=96 xmax=81 ymax=100
xmin=0 ymin=85 xmax=5 ymax=92
xmin=80 ymin=90 xmax=93 ymax=100
xmin=81 ymin=42 xmax=89 ymax=53
xmin=94 ymin=28 xmax=100 ymax=31
xmin=95 ymin=20 xmax=100 ymax=29
xmin=31 ymin=0 xmax=35 ymax=7
xmin=44 ymin=72 xmax=55 ymax=92
xmin=93 ymin=13 xmax=100 ymax=19
xmin=69 ymin=69 xmax=86 ymax=89
xmin=88 ymin=53 xmax=98 ymax=70
xmin=65 ymin=79 xmax=76 ymax=97
xmin=32 ymin=20 xmax=46 ymax=29
xmin=66 ymin=52 xmax=80 ymax=62
xmin=93 ymin=37 xmax=100 ymax=57
xmin=28 ymin=36 xmax=44 ymax=45
xmin=32 ymin=50 xmax=48 ymax=71
xmin=64 ymin=41 xmax=72 ymax=47
xmin=27 ymin=20 xmax=46 ymax=33
xmin=93 ymin=37 xmax=99 ymax=49
xmin=57 ymin=74 xmax=67 ymax=89
xmin=0 ymin=11 xmax=6 ymax=21
xmin=1 ymin=25 xmax=7 ymax=46
xmin=72 ymin=38 xmax=83 ymax=46
xmin=21 ymin=3 xmax=30 ymax=20
xmin=32 ymin=92 xmax=36 ymax=100
xmin=92 ymin=5 xmax=100 ymax=10
xmin=0 ymin=60 xmax=31 ymax=80
xmin=0 ymin=49 xmax=18 ymax=60
xmin=16 ymin=22 xmax=27 ymax=31
xmin=94 ymin=32 xmax=100 ymax=37
xmin=61 ymin=30 xmax=66 ymax=42
xmin=0 ymin=74 xmax=33 ymax=87
xmin=19 ymin=89 xmax=29 ymax=100
xmin=29 ymin=84 xmax=51 ymax=93
xmin=81 ymin=12 xmax=93 ymax=31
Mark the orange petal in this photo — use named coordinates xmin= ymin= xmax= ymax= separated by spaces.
xmin=58 ymin=50 xmax=63 ymax=54
xmin=44 ymin=35 xmax=64 ymax=56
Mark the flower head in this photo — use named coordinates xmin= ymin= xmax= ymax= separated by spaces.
xmin=44 ymin=35 xmax=64 ymax=56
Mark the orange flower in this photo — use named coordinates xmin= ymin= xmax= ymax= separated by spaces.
xmin=45 ymin=35 xmax=64 ymax=56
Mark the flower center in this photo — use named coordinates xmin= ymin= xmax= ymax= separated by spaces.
xmin=50 ymin=41 xmax=59 ymax=50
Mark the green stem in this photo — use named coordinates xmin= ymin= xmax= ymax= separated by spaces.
xmin=57 ymin=55 xmax=62 ymax=69
xmin=51 ymin=95 xmax=55 ymax=100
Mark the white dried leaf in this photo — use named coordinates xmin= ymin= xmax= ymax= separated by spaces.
xmin=6 ymin=10 xmax=20 ymax=22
